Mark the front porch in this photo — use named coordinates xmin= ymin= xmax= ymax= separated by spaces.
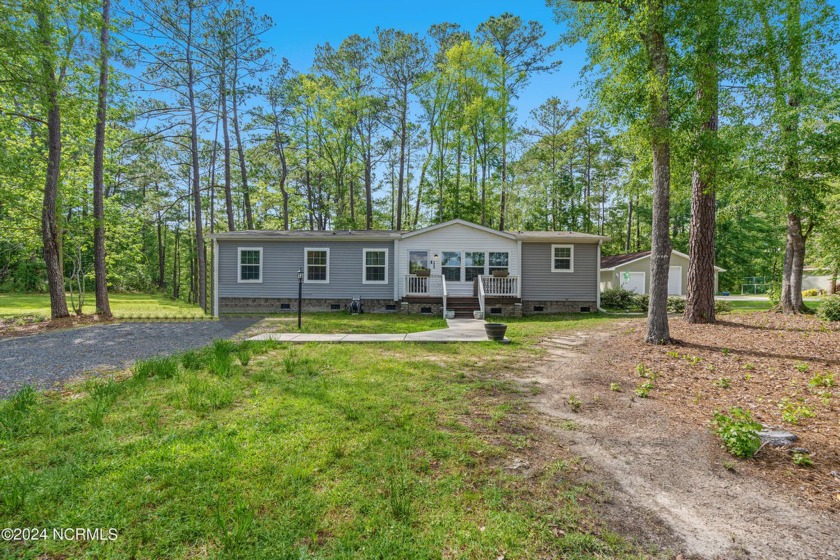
xmin=402 ymin=274 xmax=522 ymax=318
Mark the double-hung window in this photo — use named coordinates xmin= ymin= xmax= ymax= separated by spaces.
xmin=551 ymin=244 xmax=574 ymax=272
xmin=441 ymin=251 xmax=461 ymax=282
xmin=305 ymin=248 xmax=330 ymax=283
xmin=464 ymin=252 xmax=485 ymax=282
xmin=488 ymin=252 xmax=509 ymax=274
xmin=238 ymin=248 xmax=262 ymax=283
xmin=363 ymin=249 xmax=388 ymax=284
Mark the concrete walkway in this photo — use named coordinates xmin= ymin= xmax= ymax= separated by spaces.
xmin=248 ymin=318 xmax=506 ymax=343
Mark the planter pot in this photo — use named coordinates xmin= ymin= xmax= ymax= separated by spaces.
xmin=484 ymin=323 xmax=507 ymax=341
xmin=445 ymin=310 xmax=455 ymax=319
xmin=492 ymin=270 xmax=510 ymax=278
xmin=415 ymin=269 xmax=431 ymax=277
xmin=473 ymin=310 xmax=484 ymax=319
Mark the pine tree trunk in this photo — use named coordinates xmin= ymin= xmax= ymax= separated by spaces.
xmin=37 ymin=9 xmax=69 ymax=320
xmin=92 ymin=0 xmax=112 ymax=318
xmin=220 ymin=52 xmax=235 ymax=231
xmin=231 ymin=85 xmax=253 ymax=229
xmin=186 ymin=7 xmax=206 ymax=310
xmin=645 ymin=0 xmax=673 ymax=344
xmin=396 ymin=87 xmax=407 ymax=230
xmin=685 ymin=0 xmax=718 ymax=324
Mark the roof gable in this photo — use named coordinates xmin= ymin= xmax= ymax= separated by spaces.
xmin=601 ymin=250 xmax=725 ymax=272
xmin=400 ymin=219 xmax=517 ymax=240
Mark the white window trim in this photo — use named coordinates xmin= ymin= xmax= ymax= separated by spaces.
xmin=551 ymin=244 xmax=574 ymax=273
xmin=362 ymin=248 xmax=389 ymax=285
xmin=304 ymin=247 xmax=330 ymax=284
xmin=237 ymin=247 xmax=263 ymax=284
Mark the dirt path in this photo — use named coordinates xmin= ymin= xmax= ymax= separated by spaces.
xmin=510 ymin=324 xmax=840 ymax=560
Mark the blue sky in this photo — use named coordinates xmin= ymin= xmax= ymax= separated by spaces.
xmin=251 ymin=0 xmax=586 ymax=121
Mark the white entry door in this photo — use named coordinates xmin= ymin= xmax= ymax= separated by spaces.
xmin=620 ymin=271 xmax=646 ymax=294
xmin=668 ymin=266 xmax=682 ymax=295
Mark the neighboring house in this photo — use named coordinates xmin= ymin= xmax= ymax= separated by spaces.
xmin=802 ymin=266 xmax=836 ymax=293
xmin=600 ymin=250 xmax=724 ymax=296
xmin=209 ymin=219 xmax=608 ymax=318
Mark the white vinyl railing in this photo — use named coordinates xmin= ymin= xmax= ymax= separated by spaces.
xmin=404 ymin=274 xmax=443 ymax=296
xmin=480 ymin=275 xmax=519 ymax=297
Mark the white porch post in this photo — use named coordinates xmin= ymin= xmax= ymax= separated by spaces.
xmin=393 ymin=238 xmax=400 ymax=301
xmin=596 ymin=240 xmax=602 ymax=310
xmin=213 ymin=239 xmax=219 ymax=317
xmin=516 ymin=240 xmax=522 ymax=298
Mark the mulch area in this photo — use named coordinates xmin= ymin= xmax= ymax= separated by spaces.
xmin=0 ymin=314 xmax=113 ymax=338
xmin=606 ymin=312 xmax=840 ymax=512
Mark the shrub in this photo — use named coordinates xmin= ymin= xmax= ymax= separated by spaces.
xmin=792 ymin=452 xmax=814 ymax=468
xmin=816 ymin=294 xmax=840 ymax=322
xmin=809 ymin=372 xmax=835 ymax=388
xmin=633 ymin=293 xmax=649 ymax=312
xmin=666 ymin=297 xmax=685 ymax=313
xmin=134 ymin=356 xmax=179 ymax=380
xmin=712 ymin=407 xmax=762 ymax=458
xmin=778 ymin=398 xmax=815 ymax=424
xmin=766 ymin=282 xmax=781 ymax=307
xmin=802 ymin=288 xmax=820 ymax=297
xmin=714 ymin=300 xmax=733 ymax=313
xmin=601 ymin=287 xmax=638 ymax=310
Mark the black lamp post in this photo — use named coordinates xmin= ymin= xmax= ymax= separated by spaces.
xmin=297 ymin=268 xmax=303 ymax=329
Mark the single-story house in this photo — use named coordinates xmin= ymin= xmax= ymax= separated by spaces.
xmin=209 ymin=219 xmax=608 ymax=318
xmin=600 ymin=250 xmax=724 ymax=296
xmin=802 ymin=267 xmax=836 ymax=293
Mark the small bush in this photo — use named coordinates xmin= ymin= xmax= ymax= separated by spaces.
xmin=778 ymin=398 xmax=815 ymax=424
xmin=667 ymin=297 xmax=686 ymax=313
xmin=601 ymin=287 xmax=638 ymax=311
xmin=766 ymin=282 xmax=781 ymax=307
xmin=635 ymin=380 xmax=654 ymax=398
xmin=134 ymin=356 xmax=179 ymax=380
xmin=633 ymin=293 xmax=649 ymax=312
xmin=792 ymin=452 xmax=814 ymax=468
xmin=801 ymin=288 xmax=820 ymax=297
xmin=817 ymin=294 xmax=840 ymax=322
xmin=568 ymin=395 xmax=582 ymax=412
xmin=715 ymin=300 xmax=733 ymax=313
xmin=809 ymin=372 xmax=835 ymax=388
xmin=712 ymin=407 xmax=762 ymax=458
xmin=609 ymin=382 xmax=621 ymax=392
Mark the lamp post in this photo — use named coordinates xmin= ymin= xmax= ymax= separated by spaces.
xmin=297 ymin=268 xmax=303 ymax=329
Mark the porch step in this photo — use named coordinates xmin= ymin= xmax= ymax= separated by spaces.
xmin=447 ymin=297 xmax=480 ymax=318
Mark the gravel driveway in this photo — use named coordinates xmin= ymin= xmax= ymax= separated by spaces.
xmin=0 ymin=319 xmax=258 ymax=398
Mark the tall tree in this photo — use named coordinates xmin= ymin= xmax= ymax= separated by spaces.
xmin=374 ymin=29 xmax=429 ymax=230
xmin=554 ymin=0 xmax=675 ymax=344
xmin=93 ymin=0 xmax=112 ymax=318
xmin=684 ymin=0 xmax=721 ymax=324
xmin=476 ymin=13 xmax=560 ymax=231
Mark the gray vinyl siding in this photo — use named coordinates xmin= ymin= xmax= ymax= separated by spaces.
xmin=218 ymin=241 xmax=395 ymax=300
xmin=521 ymin=242 xmax=598 ymax=300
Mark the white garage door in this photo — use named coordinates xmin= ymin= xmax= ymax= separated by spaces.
xmin=668 ymin=266 xmax=682 ymax=295
xmin=620 ymin=271 xmax=646 ymax=294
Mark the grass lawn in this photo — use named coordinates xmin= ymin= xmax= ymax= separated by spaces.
xmin=727 ymin=298 xmax=823 ymax=313
xmin=244 ymin=312 xmax=448 ymax=335
xmin=0 ymin=313 xmax=643 ymax=559
xmin=0 ymin=293 xmax=205 ymax=319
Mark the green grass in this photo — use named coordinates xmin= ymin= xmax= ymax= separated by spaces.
xmin=0 ymin=292 xmax=205 ymax=319
xmin=727 ymin=299 xmax=823 ymax=313
xmin=0 ymin=314 xmax=642 ymax=559
xmin=253 ymin=312 xmax=448 ymax=334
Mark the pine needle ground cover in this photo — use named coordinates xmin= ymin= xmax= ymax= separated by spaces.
xmin=0 ymin=314 xmax=645 ymax=559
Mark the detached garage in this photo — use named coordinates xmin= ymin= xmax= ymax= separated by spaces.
xmin=599 ymin=250 xmax=724 ymax=296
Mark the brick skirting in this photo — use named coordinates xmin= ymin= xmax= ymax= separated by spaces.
xmin=219 ymin=297 xmax=398 ymax=314
xmin=521 ymin=300 xmax=597 ymax=314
